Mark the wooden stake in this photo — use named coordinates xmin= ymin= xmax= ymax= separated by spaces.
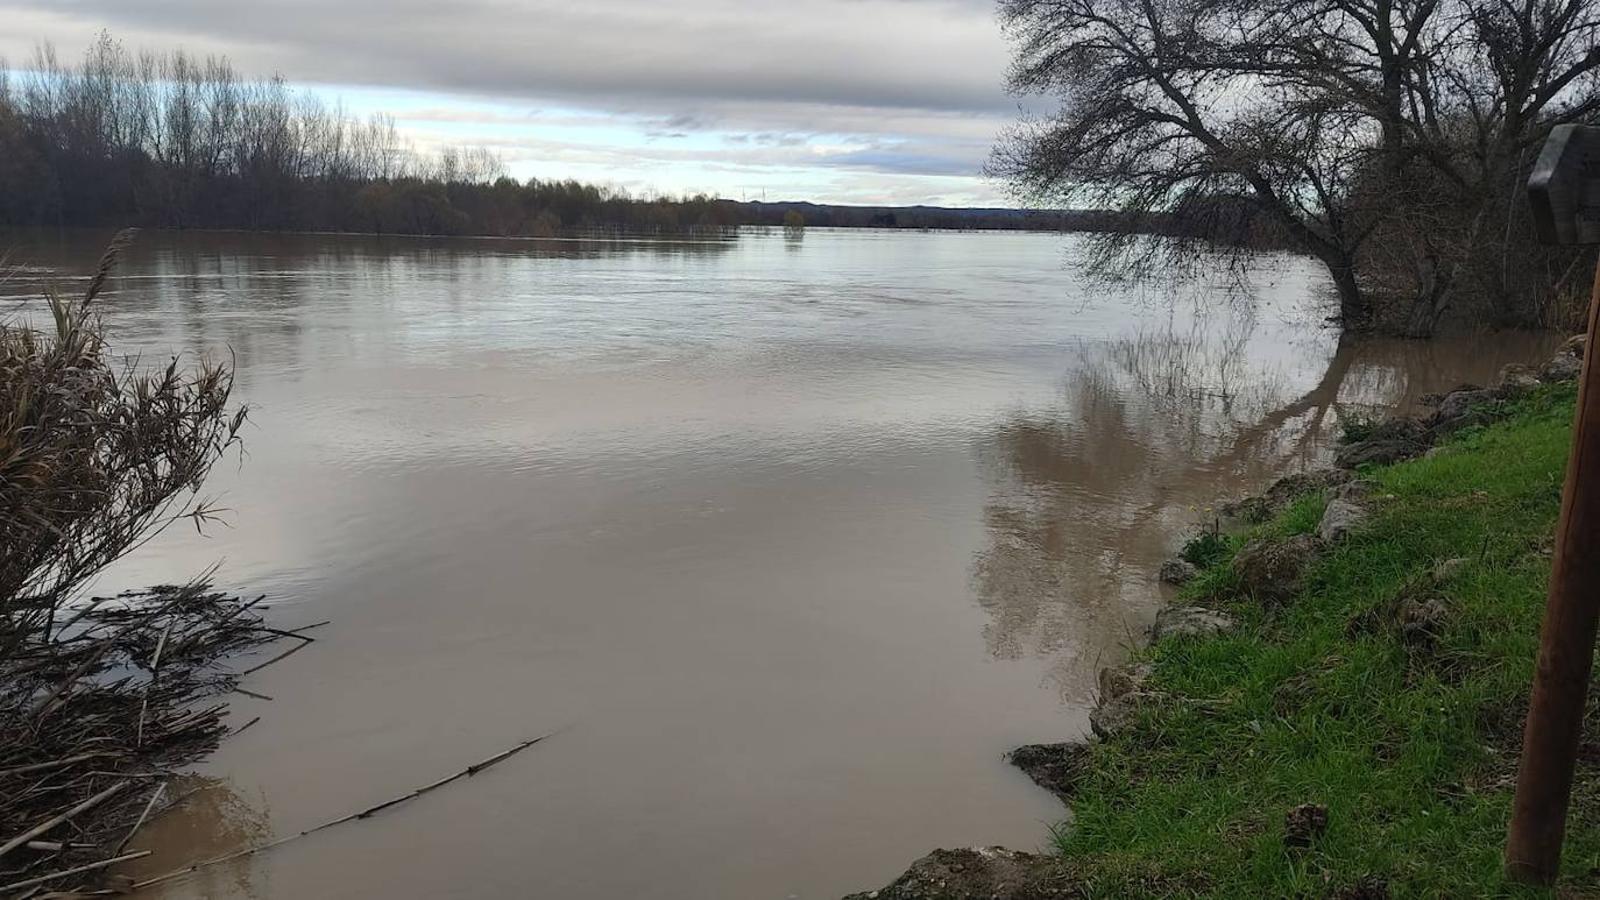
xmin=1506 ymin=258 xmax=1600 ymax=884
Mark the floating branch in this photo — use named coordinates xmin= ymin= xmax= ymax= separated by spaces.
xmin=134 ymin=731 xmax=563 ymax=890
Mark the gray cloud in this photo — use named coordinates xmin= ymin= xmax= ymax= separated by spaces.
xmin=0 ymin=0 xmax=1021 ymax=200
xmin=1 ymin=1 xmax=1012 ymax=115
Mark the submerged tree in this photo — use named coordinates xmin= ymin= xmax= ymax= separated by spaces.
xmin=994 ymin=0 xmax=1600 ymax=333
xmin=992 ymin=0 xmax=1386 ymax=326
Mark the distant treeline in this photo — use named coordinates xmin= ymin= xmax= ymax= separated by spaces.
xmin=731 ymin=201 xmax=1130 ymax=233
xmin=0 ymin=35 xmax=1125 ymax=239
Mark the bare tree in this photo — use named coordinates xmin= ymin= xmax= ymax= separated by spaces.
xmin=995 ymin=0 xmax=1600 ymax=333
xmin=992 ymin=0 xmax=1386 ymax=325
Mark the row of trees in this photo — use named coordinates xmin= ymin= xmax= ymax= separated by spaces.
xmin=995 ymin=0 xmax=1600 ymax=334
xmin=0 ymin=33 xmax=1102 ymax=241
xmin=0 ymin=35 xmax=746 ymax=236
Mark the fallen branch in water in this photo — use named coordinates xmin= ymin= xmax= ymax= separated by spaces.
xmin=235 ymin=632 xmax=312 ymax=676
xmin=0 ymin=849 xmax=150 ymax=893
xmin=113 ymin=783 xmax=165 ymax=856
xmin=0 ymin=783 xmax=129 ymax=860
xmin=133 ymin=730 xmax=563 ymax=890
xmin=0 ymin=582 xmax=310 ymax=895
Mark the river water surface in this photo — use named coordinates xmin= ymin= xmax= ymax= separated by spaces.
xmin=0 ymin=228 xmax=1557 ymax=899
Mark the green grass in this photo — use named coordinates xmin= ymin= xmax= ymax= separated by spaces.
xmin=1053 ymin=384 xmax=1594 ymax=897
xmin=1180 ymin=527 xmax=1233 ymax=570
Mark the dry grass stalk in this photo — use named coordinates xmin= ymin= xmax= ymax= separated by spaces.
xmin=0 ymin=233 xmax=288 ymax=897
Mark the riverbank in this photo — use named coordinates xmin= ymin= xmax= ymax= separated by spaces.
xmin=850 ymin=346 xmax=1597 ymax=897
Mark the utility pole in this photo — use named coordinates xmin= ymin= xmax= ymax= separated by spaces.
xmin=1507 ymin=123 xmax=1600 ymax=885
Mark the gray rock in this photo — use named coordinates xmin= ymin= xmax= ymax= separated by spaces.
xmin=1225 ymin=470 xmax=1352 ymax=523
xmin=1431 ymin=410 xmax=1489 ymax=438
xmin=1335 ymin=438 xmax=1424 ymax=469
xmin=1421 ymin=383 xmax=1483 ymax=408
xmin=1089 ymin=692 xmax=1145 ymax=739
xmin=1150 ymin=605 xmax=1236 ymax=641
xmin=1159 ymin=557 xmax=1200 ymax=585
xmin=1007 ymin=742 xmax=1090 ymax=802
xmin=1329 ymin=479 xmax=1372 ymax=502
xmin=1433 ymin=389 xmax=1494 ymax=425
xmin=1496 ymin=363 xmax=1540 ymax=395
xmin=1098 ymin=661 xmax=1152 ymax=701
xmin=1430 ymin=557 xmax=1469 ymax=582
xmin=1266 ymin=469 xmax=1352 ymax=501
xmin=1364 ymin=417 xmax=1429 ymax=444
xmin=1233 ymin=534 xmax=1322 ymax=604
xmin=1318 ymin=498 xmax=1368 ymax=543
xmin=1540 ymin=352 xmax=1583 ymax=383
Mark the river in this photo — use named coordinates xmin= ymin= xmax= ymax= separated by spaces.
xmin=0 ymin=227 xmax=1557 ymax=899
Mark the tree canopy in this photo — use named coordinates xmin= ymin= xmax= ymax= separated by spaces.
xmin=994 ymin=0 xmax=1600 ymax=333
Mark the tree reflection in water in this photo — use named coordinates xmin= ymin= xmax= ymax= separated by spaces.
xmin=973 ymin=314 xmax=1561 ymax=704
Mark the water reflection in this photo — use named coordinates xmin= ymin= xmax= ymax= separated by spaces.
xmin=0 ymin=227 xmax=1566 ymax=899
xmin=975 ymin=322 xmax=1561 ymax=701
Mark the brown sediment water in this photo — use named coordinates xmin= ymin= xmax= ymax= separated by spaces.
xmin=0 ymin=228 xmax=1560 ymax=899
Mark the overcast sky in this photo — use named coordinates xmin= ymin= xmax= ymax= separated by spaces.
xmin=0 ymin=0 xmax=1025 ymax=206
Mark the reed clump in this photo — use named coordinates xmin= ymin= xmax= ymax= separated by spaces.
xmin=0 ymin=231 xmax=298 ymax=897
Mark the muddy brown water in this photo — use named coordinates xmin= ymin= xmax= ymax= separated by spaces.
xmin=0 ymin=228 xmax=1559 ymax=899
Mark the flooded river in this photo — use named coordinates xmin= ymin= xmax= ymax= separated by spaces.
xmin=0 ymin=228 xmax=1557 ymax=899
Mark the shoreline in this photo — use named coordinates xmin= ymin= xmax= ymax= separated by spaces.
xmin=848 ymin=338 xmax=1590 ymax=898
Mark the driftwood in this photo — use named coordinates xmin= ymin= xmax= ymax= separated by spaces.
xmin=133 ymin=731 xmax=561 ymax=890
xmin=0 ymin=783 xmax=129 ymax=860
xmin=134 ymin=616 xmax=175 ymax=747
xmin=0 ymin=752 xmax=117 ymax=779
xmin=0 ymin=849 xmax=150 ymax=893
xmin=113 ymin=784 xmax=165 ymax=856
xmin=1 ymin=582 xmax=308 ymax=896
xmin=235 ymin=634 xmax=312 ymax=677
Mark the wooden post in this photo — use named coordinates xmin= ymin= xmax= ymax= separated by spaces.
xmin=1505 ymin=259 xmax=1600 ymax=884
xmin=1507 ymin=124 xmax=1600 ymax=885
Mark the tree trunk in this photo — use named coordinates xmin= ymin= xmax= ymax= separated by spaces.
xmin=1321 ymin=253 xmax=1368 ymax=329
xmin=1403 ymin=251 xmax=1452 ymax=338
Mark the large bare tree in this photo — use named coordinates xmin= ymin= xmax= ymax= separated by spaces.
xmin=995 ymin=0 xmax=1600 ymax=333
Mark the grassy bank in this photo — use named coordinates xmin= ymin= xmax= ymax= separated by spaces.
xmin=1053 ymin=383 xmax=1596 ymax=896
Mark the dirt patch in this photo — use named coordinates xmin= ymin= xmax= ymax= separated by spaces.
xmin=1284 ymin=803 xmax=1329 ymax=848
xmin=842 ymin=847 xmax=1081 ymax=900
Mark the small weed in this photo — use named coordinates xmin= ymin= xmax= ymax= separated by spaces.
xmin=1336 ymin=405 xmax=1383 ymax=444
xmin=1180 ymin=523 xmax=1231 ymax=569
